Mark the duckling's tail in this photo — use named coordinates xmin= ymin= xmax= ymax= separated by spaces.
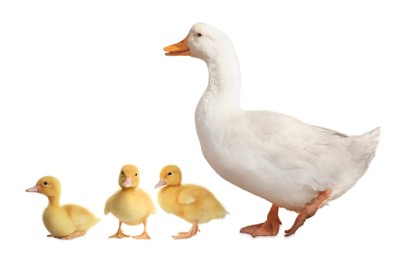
xmin=362 ymin=127 xmax=381 ymax=168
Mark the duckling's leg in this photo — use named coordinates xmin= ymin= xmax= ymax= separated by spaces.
xmin=285 ymin=188 xmax=332 ymax=237
xmin=172 ymin=220 xmax=199 ymax=239
xmin=61 ymin=231 xmax=86 ymax=240
xmin=132 ymin=219 xmax=151 ymax=239
xmin=109 ymin=221 xmax=130 ymax=239
xmin=240 ymin=204 xmax=281 ymax=237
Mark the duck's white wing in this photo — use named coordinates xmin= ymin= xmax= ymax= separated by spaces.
xmin=242 ymin=111 xmax=353 ymax=172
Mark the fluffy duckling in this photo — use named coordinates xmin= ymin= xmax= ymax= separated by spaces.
xmin=155 ymin=164 xmax=228 ymax=239
xmin=26 ymin=176 xmax=99 ymax=240
xmin=105 ymin=164 xmax=156 ymax=239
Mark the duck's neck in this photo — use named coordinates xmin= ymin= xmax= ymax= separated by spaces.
xmin=203 ymin=51 xmax=242 ymax=112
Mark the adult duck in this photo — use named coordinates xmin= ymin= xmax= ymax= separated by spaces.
xmin=164 ymin=23 xmax=380 ymax=236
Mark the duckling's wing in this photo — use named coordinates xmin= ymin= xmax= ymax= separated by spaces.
xmin=104 ymin=190 xmax=120 ymax=215
xmin=65 ymin=204 xmax=98 ymax=227
xmin=104 ymin=198 xmax=111 ymax=215
xmin=177 ymin=186 xmax=198 ymax=205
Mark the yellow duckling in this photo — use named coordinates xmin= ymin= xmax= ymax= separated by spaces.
xmin=26 ymin=176 xmax=99 ymax=240
xmin=155 ymin=164 xmax=228 ymax=239
xmin=105 ymin=164 xmax=156 ymax=239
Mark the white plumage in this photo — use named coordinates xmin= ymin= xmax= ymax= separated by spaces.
xmin=164 ymin=23 xmax=380 ymax=236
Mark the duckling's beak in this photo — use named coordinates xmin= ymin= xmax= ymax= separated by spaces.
xmin=123 ymin=177 xmax=133 ymax=188
xmin=164 ymin=37 xmax=190 ymax=56
xmin=154 ymin=179 xmax=167 ymax=189
xmin=26 ymin=185 xmax=39 ymax=192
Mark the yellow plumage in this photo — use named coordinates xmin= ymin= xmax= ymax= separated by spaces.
xmin=26 ymin=176 xmax=99 ymax=240
xmin=155 ymin=164 xmax=227 ymax=239
xmin=105 ymin=164 xmax=156 ymax=239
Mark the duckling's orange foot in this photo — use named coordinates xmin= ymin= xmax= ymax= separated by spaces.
xmin=284 ymin=188 xmax=332 ymax=237
xmin=109 ymin=229 xmax=130 ymax=239
xmin=61 ymin=231 xmax=86 ymax=240
xmin=172 ymin=230 xmax=197 ymax=239
xmin=172 ymin=222 xmax=199 ymax=239
xmin=240 ymin=204 xmax=281 ymax=237
xmin=132 ymin=232 xmax=151 ymax=240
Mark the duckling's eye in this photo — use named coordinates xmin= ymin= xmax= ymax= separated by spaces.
xmin=167 ymin=172 xmax=172 ymax=176
xmin=121 ymin=171 xmax=124 ymax=176
xmin=135 ymin=173 xmax=138 ymax=177
xmin=43 ymin=181 xmax=48 ymax=185
xmin=196 ymin=32 xmax=202 ymax=37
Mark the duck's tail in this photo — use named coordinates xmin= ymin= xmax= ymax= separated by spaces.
xmin=361 ymin=127 xmax=381 ymax=168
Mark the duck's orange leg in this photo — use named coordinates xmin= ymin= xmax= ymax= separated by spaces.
xmin=172 ymin=220 xmax=199 ymax=239
xmin=132 ymin=219 xmax=151 ymax=239
xmin=240 ymin=204 xmax=281 ymax=237
xmin=285 ymin=188 xmax=332 ymax=237
xmin=109 ymin=221 xmax=129 ymax=239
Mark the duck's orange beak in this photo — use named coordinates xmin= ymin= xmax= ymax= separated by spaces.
xmin=164 ymin=37 xmax=190 ymax=56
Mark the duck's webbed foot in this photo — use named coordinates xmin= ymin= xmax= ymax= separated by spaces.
xmin=285 ymin=188 xmax=332 ymax=237
xmin=240 ymin=204 xmax=281 ymax=237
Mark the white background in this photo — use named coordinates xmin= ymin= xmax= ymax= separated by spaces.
xmin=1 ymin=0 xmax=404 ymax=259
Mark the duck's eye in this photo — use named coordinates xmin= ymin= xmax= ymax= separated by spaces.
xmin=167 ymin=172 xmax=172 ymax=176
xmin=135 ymin=173 xmax=138 ymax=177
xmin=121 ymin=171 xmax=124 ymax=176
xmin=197 ymin=32 xmax=202 ymax=37
xmin=43 ymin=181 xmax=48 ymax=185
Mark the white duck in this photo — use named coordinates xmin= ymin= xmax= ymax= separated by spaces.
xmin=164 ymin=23 xmax=380 ymax=236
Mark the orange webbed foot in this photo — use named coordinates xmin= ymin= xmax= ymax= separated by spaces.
xmin=109 ymin=229 xmax=129 ymax=239
xmin=109 ymin=221 xmax=130 ymax=239
xmin=284 ymin=188 xmax=332 ymax=237
xmin=240 ymin=223 xmax=264 ymax=234
xmin=240 ymin=204 xmax=281 ymax=237
xmin=61 ymin=231 xmax=86 ymax=240
xmin=172 ymin=222 xmax=199 ymax=239
xmin=131 ymin=220 xmax=151 ymax=239
xmin=132 ymin=232 xmax=151 ymax=240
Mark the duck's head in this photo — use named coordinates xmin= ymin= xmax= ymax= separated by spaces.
xmin=154 ymin=164 xmax=182 ymax=188
xmin=164 ymin=23 xmax=232 ymax=62
xmin=26 ymin=176 xmax=61 ymax=198
xmin=119 ymin=164 xmax=140 ymax=189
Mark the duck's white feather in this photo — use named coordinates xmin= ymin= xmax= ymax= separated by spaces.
xmin=187 ymin=23 xmax=380 ymax=212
